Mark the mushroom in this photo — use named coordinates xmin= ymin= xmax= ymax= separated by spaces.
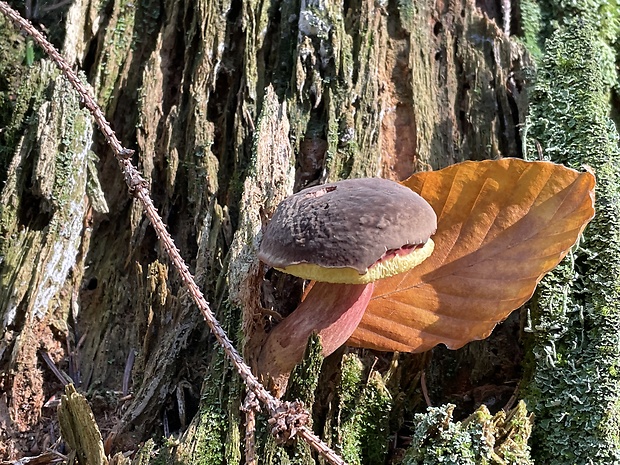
xmin=257 ymin=178 xmax=437 ymax=391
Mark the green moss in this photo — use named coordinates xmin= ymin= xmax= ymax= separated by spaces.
xmin=396 ymin=0 xmax=416 ymax=29
xmin=0 ymin=14 xmax=26 ymax=161
xmin=171 ymin=298 xmax=243 ymax=464
xmin=172 ymin=351 xmax=231 ymax=464
xmin=337 ymin=354 xmax=365 ymax=463
xmin=336 ymin=354 xmax=392 ymax=465
xmin=0 ymin=30 xmax=50 ymax=187
xmin=518 ymin=0 xmax=543 ymax=61
xmin=272 ymin=335 xmax=324 ymax=464
xmin=260 ymin=352 xmax=393 ymax=465
xmin=493 ymin=401 xmax=534 ymax=463
xmin=285 ymin=333 xmax=323 ymax=405
xmin=132 ymin=439 xmax=159 ymax=465
xmin=0 ymin=59 xmax=92 ymax=243
xmin=177 ymin=411 xmax=226 ymax=464
xmin=0 ymin=58 xmax=95 ymax=326
xmin=358 ymin=372 xmax=392 ymax=464
xmin=49 ymin=76 xmax=92 ymax=209
xmin=521 ymin=19 xmax=620 ymax=463
xmin=538 ymin=0 xmax=620 ymax=45
xmin=524 ymin=1 xmax=620 ymax=89
xmin=339 ymin=354 xmax=364 ymax=406
xmin=256 ymin=337 xmax=323 ymax=464
xmin=95 ymin=0 xmax=137 ymax=106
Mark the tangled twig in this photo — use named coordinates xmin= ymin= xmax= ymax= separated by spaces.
xmin=0 ymin=3 xmax=346 ymax=464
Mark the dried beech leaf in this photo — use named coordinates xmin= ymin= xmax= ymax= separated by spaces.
xmin=348 ymin=159 xmax=595 ymax=352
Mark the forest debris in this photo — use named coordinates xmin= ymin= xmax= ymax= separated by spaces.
xmin=0 ymin=451 xmax=63 ymax=464
xmin=57 ymin=384 xmax=108 ymax=465
xmin=108 ymin=452 xmax=131 ymax=465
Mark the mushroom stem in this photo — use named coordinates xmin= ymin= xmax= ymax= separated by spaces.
xmin=258 ymin=281 xmax=375 ymax=390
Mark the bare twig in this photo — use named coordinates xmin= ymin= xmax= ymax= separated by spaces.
xmin=0 ymin=3 xmax=346 ymax=464
xmin=503 ymin=385 xmax=519 ymax=412
xmin=421 ymin=371 xmax=432 ymax=407
xmin=39 ymin=350 xmax=71 ymax=386
xmin=122 ymin=349 xmax=135 ymax=396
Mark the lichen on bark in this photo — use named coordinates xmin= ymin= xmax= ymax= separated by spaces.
xmin=0 ymin=58 xmax=96 ymax=442
xmin=401 ymin=401 xmax=533 ymax=465
xmin=521 ymin=19 xmax=620 ymax=463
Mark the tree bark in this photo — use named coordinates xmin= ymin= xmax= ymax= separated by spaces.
xmin=1 ymin=0 xmax=592 ymax=463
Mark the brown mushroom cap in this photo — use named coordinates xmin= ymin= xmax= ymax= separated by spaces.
xmin=258 ymin=178 xmax=437 ymax=284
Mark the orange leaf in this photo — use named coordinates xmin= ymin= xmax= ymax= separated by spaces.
xmin=348 ymin=158 xmax=595 ymax=352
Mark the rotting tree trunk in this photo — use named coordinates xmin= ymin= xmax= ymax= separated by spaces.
xmin=0 ymin=0 xmax=539 ymax=462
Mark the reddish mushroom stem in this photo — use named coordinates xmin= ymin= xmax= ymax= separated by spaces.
xmin=258 ymin=281 xmax=375 ymax=390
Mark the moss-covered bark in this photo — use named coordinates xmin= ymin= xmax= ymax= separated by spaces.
xmin=0 ymin=57 xmax=97 ymax=450
xmin=521 ymin=19 xmax=620 ymax=464
xmin=0 ymin=0 xmax=542 ymax=463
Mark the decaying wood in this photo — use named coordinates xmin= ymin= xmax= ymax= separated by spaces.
xmin=0 ymin=4 xmax=346 ymax=463
xmin=57 ymin=384 xmax=108 ymax=465
xmin=0 ymin=0 xmax=540 ymax=462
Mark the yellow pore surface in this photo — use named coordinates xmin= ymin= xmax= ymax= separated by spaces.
xmin=276 ymin=239 xmax=435 ymax=284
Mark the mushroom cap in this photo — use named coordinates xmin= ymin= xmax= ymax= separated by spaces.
xmin=258 ymin=178 xmax=437 ymax=284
